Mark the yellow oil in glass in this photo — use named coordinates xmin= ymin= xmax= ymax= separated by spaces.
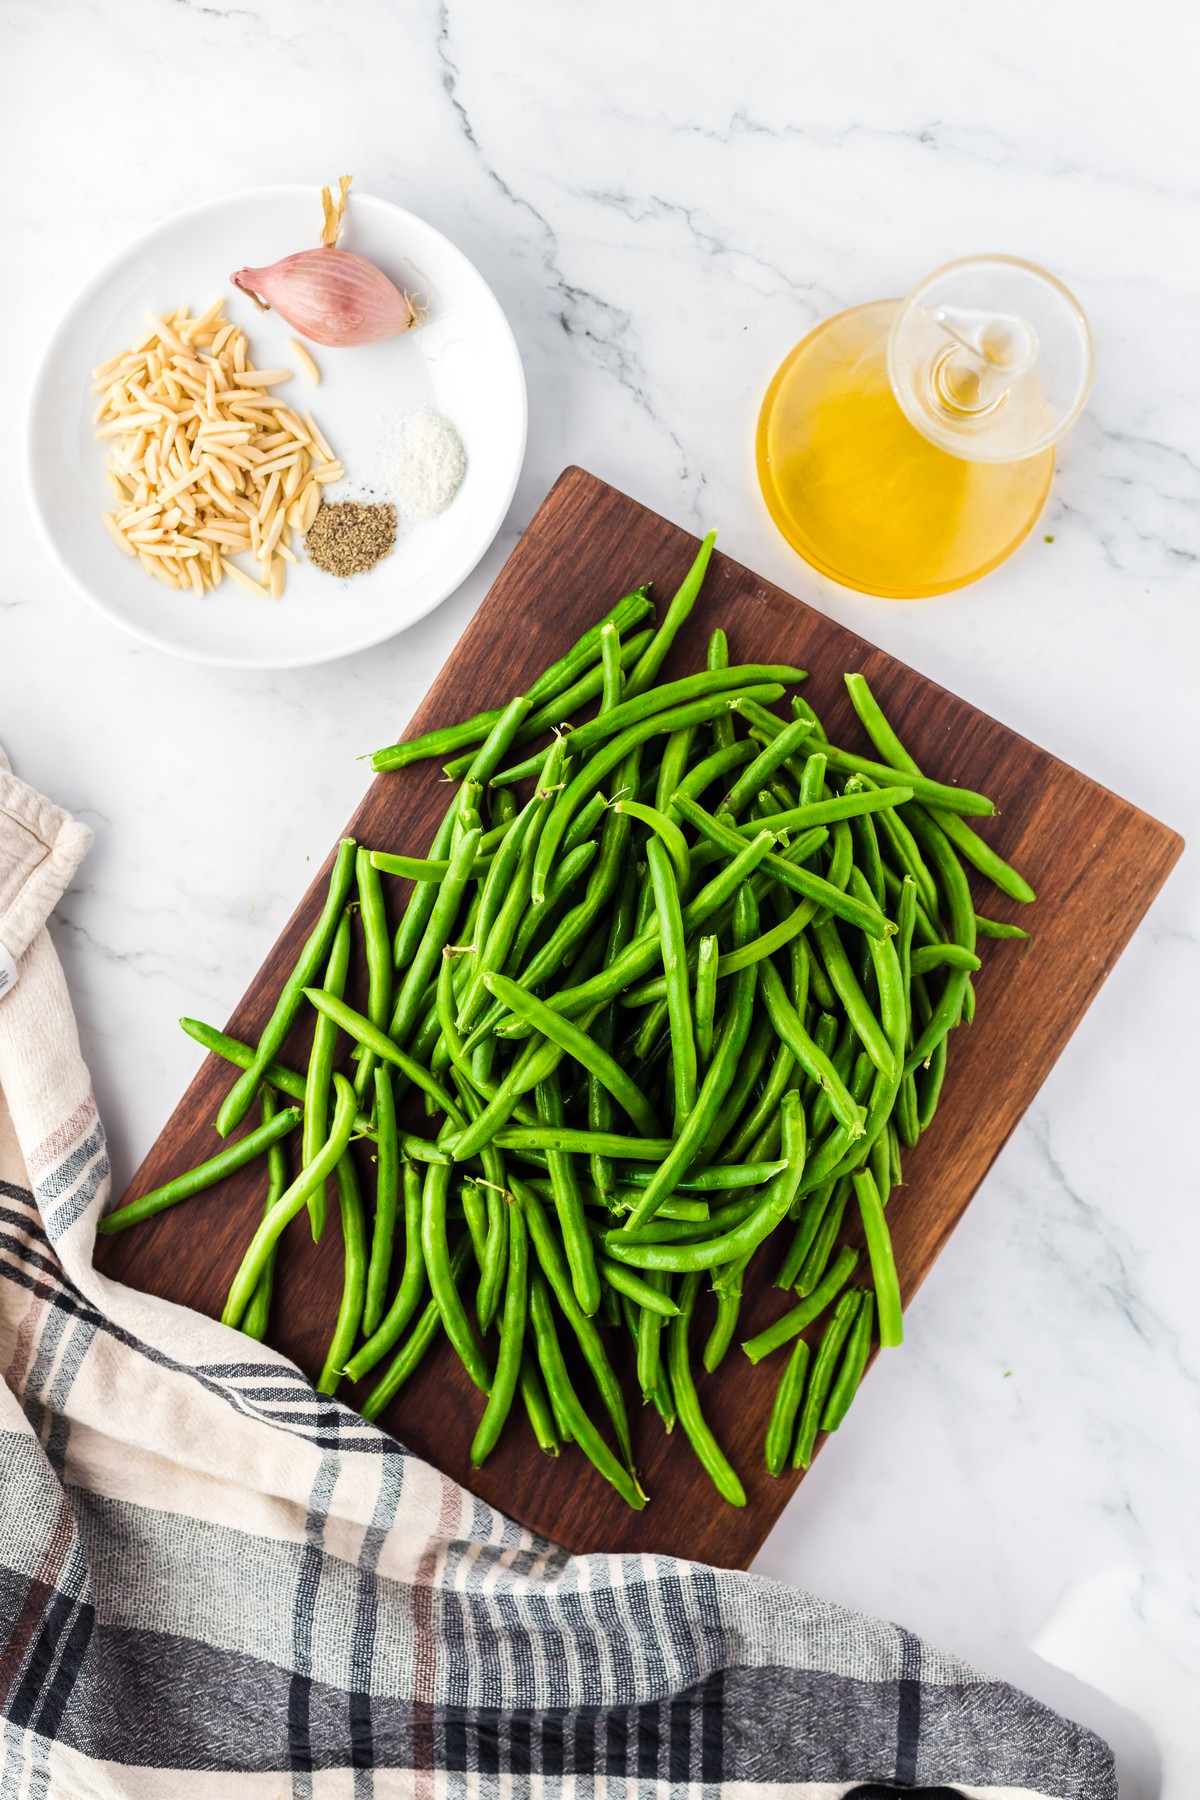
xmin=756 ymin=301 xmax=1054 ymax=598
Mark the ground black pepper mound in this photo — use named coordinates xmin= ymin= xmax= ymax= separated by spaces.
xmin=305 ymin=501 xmax=398 ymax=577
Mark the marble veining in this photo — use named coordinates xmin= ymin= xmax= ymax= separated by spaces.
xmin=3 ymin=1 xmax=1198 ymax=1791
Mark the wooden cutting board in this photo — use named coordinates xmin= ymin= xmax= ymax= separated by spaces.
xmin=97 ymin=466 xmax=1183 ymax=1569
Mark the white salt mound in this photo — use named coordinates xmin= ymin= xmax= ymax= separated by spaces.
xmin=389 ymin=409 xmax=466 ymax=522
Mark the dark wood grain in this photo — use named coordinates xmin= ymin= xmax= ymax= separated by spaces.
xmin=96 ymin=465 xmax=1184 ymax=1569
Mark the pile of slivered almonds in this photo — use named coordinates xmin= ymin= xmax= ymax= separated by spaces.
xmin=93 ymin=303 xmax=341 ymax=600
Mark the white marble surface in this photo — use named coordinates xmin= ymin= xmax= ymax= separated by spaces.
xmin=4 ymin=0 xmax=1198 ymax=1789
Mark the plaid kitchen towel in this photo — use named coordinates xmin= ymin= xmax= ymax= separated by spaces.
xmin=0 ymin=748 xmax=1115 ymax=1799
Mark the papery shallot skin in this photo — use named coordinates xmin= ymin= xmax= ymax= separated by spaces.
xmin=230 ymin=248 xmax=418 ymax=346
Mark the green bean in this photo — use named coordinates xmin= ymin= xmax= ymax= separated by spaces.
xmin=617 ymin=1161 xmax=785 ymax=1196
xmin=904 ymin=806 xmax=978 ymax=955
xmin=470 ymin=1199 xmax=528 ymax=1466
xmin=443 ymin=1019 xmax=575 ymax=1160
xmin=217 ymin=838 xmax=357 ymax=1138
xmin=856 ymin=874 xmax=908 ymax=1067
xmin=180 ymin=1017 xmax=315 ymax=1109
xmin=519 ymin=1349 xmax=560 ymax=1455
xmin=903 ymin=970 xmax=970 ymax=1075
xmin=810 ymin=918 xmax=897 ymax=1080
xmin=222 ymin=1074 xmax=358 ymax=1326
xmin=454 ymin=778 xmax=484 ymax=841
xmin=911 ymin=943 xmax=982 ymax=975
xmin=343 ymin=1159 xmax=427 ymax=1382
xmin=720 ymin=1041 xmax=797 ymax=1165
xmin=665 ymin=739 xmax=756 ymax=820
xmin=793 ymin=1289 xmax=862 ymax=1468
xmin=635 ymin=1269 xmax=672 ymax=1400
xmin=811 ymin=819 xmax=855 ymax=929
xmin=728 ymin=694 xmax=794 ymax=747
xmin=457 ymin=1172 xmax=486 ymax=1258
xmin=534 ymin=1070 xmax=601 ymax=1316
xmin=614 ymin=799 xmax=691 ymax=889
xmin=242 ymin=1088 xmax=288 ymax=1341
xmin=764 ymin=1336 xmax=811 ymax=1475
xmin=616 ymin=1192 xmax=762 ymax=1246
xmin=816 ymin=744 xmax=995 ymax=818
xmin=916 ymin=1034 xmax=948 ymax=1130
xmin=625 ymin=531 xmax=716 ymax=698
xmin=842 ymin=778 xmax=886 ymax=908
xmin=515 ymin=1178 xmax=632 ymax=1464
xmin=703 ymin=1252 xmax=751 ymax=1373
xmin=483 ymin=974 xmax=662 ymax=1139
xmin=360 ymin=1238 xmax=470 ymax=1419
xmin=455 ymin=696 xmax=536 ymax=793
xmin=316 ymin=1153 xmax=368 ymax=1395
xmin=530 ymin=686 xmax=787 ymax=904
xmin=896 ymin=1070 xmax=920 ymax=1149
xmin=467 ymin=785 xmax=542 ymax=965
xmin=476 ymin=1182 xmax=510 ymax=1334
xmin=610 ymin=1091 xmax=804 ymax=1272
xmin=494 ymin=828 xmax=778 ymax=1040
xmin=392 ymin=808 xmax=457 ymax=971
xmin=796 ymin=1174 xmax=850 ymax=1295
xmin=372 ymin=707 xmax=513 ymax=773
xmin=668 ymin=1272 xmax=746 ymax=1505
xmin=975 ymin=914 xmax=1030 ymax=940
xmin=441 ymin=629 xmax=657 ymax=780
xmin=522 ymin=588 xmax=658 ymax=708
xmin=706 ymin=627 xmax=736 ymax=751
xmin=301 ymin=908 xmax=352 ymax=1241
xmin=757 ymin=959 xmax=864 ymax=1141
xmin=600 ymin=619 xmax=624 ymax=713
xmin=822 ymin=1290 xmax=876 ymax=1432
xmin=388 ymin=826 xmax=482 ymax=1048
xmin=458 ymin=764 xmax=564 ymax=1031
xmin=98 ymin=1103 xmax=302 ymax=1236
xmin=561 ymin=792 xmax=609 ymax=854
xmin=867 ymin=796 xmax=940 ymax=920
xmin=843 ymin=673 xmax=1034 ymax=900
xmin=653 ymin=726 xmax=695 ymax=818
xmin=796 ymin=748 xmax=827 ymax=806
xmin=888 ymin=1120 xmax=903 ymax=1192
xmin=701 ymin=1008 xmax=774 ymax=1162
xmin=508 ymin=765 xmax=641 ymax=988
xmin=370 ymin=847 xmax=498 ymax=883
xmin=353 ymin=847 xmax=393 ymax=1098
xmin=645 ymin=837 xmax=698 ymax=1132
xmin=622 ymin=896 xmax=759 ymax=1232
xmin=853 ymin=1167 xmax=903 ymax=1347
xmin=361 ymin=1067 xmax=400 ymax=1337
xmin=529 ymin=1273 xmax=646 ymax=1508
xmin=588 ymin=859 xmax=638 ymax=1200
xmin=733 ymin=783 xmax=915 ymax=838
xmin=304 ymin=988 xmax=467 ymax=1126
xmin=674 ymin=796 xmax=890 ymax=939
xmin=505 ymin=844 xmax=599 ymax=977
xmin=775 ymin=1175 xmax=840 ymax=1289
xmin=693 ymin=934 xmax=719 ymax=1067
xmin=719 ymin=716 xmax=814 ymax=817
xmin=598 ymin=1255 xmax=681 ymax=1317
xmin=420 ymin=1160 xmax=491 ymax=1391
xmin=741 ymin=1244 xmax=858 ymax=1363
xmin=568 ymin=665 xmax=805 ymax=763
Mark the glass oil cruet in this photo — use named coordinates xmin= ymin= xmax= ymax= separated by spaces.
xmin=755 ymin=255 xmax=1094 ymax=598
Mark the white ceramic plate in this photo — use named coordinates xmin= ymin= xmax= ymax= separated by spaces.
xmin=25 ymin=186 xmax=526 ymax=668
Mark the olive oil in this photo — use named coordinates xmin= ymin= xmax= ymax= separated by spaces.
xmin=756 ymin=300 xmax=1056 ymax=599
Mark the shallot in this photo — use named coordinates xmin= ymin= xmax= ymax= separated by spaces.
xmin=230 ymin=176 xmax=423 ymax=348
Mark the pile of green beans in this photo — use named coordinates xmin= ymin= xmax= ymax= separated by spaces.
xmin=100 ymin=531 xmax=1033 ymax=1506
